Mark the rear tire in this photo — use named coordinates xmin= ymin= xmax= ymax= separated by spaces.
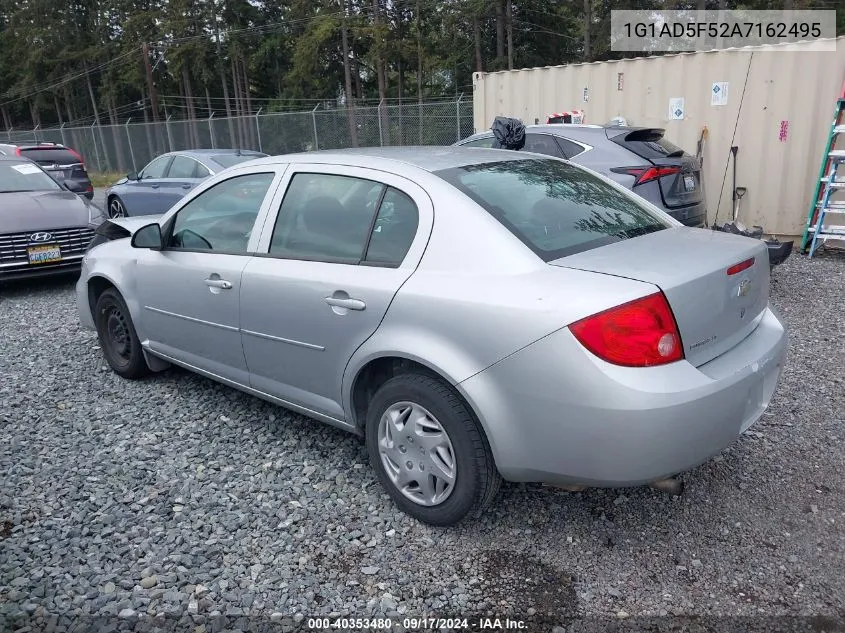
xmin=365 ymin=372 xmax=501 ymax=526
xmin=95 ymin=289 xmax=150 ymax=379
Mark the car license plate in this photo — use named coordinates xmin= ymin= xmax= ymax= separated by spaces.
xmin=27 ymin=244 xmax=62 ymax=264
xmin=683 ymin=175 xmax=696 ymax=192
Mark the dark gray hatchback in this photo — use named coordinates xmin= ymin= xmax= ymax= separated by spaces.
xmin=455 ymin=124 xmax=707 ymax=227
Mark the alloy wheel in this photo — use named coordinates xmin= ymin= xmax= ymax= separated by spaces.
xmin=108 ymin=198 xmax=126 ymax=218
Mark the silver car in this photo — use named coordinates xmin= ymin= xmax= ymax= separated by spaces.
xmin=76 ymin=147 xmax=787 ymax=525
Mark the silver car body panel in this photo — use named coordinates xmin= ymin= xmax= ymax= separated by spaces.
xmin=77 ymin=147 xmax=787 ymax=486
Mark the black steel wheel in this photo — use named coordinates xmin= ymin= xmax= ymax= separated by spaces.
xmin=95 ymin=288 xmax=149 ymax=379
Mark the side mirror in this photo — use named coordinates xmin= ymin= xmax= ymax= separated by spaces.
xmin=127 ymin=171 xmax=139 ymax=181
xmin=131 ymin=223 xmax=163 ymax=250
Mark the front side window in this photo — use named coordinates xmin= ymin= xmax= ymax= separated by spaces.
xmin=167 ymin=172 xmax=275 ymax=253
xmin=270 ymin=173 xmax=384 ymax=263
xmin=140 ymin=156 xmax=171 ymax=179
xmin=436 ymin=158 xmax=670 ymax=261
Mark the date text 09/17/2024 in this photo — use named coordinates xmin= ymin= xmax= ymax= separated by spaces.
xmin=306 ymin=617 xmax=528 ymax=630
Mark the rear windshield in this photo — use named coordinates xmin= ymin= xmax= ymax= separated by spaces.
xmin=435 ymin=158 xmax=670 ymax=260
xmin=18 ymin=148 xmax=80 ymax=165
xmin=212 ymin=153 xmax=266 ymax=168
xmin=0 ymin=162 xmax=61 ymax=193
xmin=614 ymin=130 xmax=686 ymax=160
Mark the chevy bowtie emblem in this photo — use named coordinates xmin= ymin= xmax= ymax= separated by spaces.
xmin=737 ymin=279 xmax=751 ymax=297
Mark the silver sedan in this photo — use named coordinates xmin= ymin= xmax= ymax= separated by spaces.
xmin=76 ymin=147 xmax=787 ymax=525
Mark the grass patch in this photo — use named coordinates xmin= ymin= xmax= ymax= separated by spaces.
xmin=89 ymin=172 xmax=124 ymax=189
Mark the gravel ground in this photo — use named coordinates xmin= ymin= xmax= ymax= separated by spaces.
xmin=1 ymin=252 xmax=844 ymax=633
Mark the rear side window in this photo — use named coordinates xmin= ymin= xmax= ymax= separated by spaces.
xmin=168 ymin=156 xmax=201 ymax=179
xmin=270 ymin=173 xmax=384 ymax=262
xmin=364 ymin=188 xmax=419 ymax=266
xmin=18 ymin=148 xmax=80 ymax=165
xmin=460 ymin=137 xmax=495 ymax=148
xmin=555 ymin=137 xmax=587 ymax=159
xmin=523 ymin=134 xmax=564 ymax=158
xmin=435 ymin=158 xmax=670 ymax=261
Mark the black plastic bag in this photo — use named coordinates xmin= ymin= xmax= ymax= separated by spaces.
xmin=490 ymin=117 xmax=526 ymax=151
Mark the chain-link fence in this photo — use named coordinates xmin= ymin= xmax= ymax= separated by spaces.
xmin=0 ymin=98 xmax=474 ymax=174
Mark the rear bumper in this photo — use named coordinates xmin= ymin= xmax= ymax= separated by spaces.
xmin=665 ymin=200 xmax=707 ymax=227
xmin=459 ymin=306 xmax=787 ymax=486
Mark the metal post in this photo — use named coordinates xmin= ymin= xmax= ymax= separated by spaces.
xmin=208 ymin=113 xmax=216 ymax=149
xmin=255 ymin=108 xmax=263 ymax=152
xmin=378 ymin=98 xmax=384 ymax=147
xmin=33 ymin=124 xmax=40 ymax=143
xmin=90 ymin=123 xmax=102 ymax=172
xmin=456 ymin=93 xmax=463 ymax=142
xmin=312 ymin=104 xmax=320 ymax=150
xmin=59 ymin=123 xmax=67 ymax=147
xmin=165 ymin=114 xmax=174 ymax=151
xmin=125 ymin=119 xmax=137 ymax=173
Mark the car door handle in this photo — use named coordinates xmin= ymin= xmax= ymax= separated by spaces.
xmin=151 ymin=184 xmax=160 ymax=189
xmin=181 ymin=184 xmax=192 ymax=189
xmin=324 ymin=297 xmax=366 ymax=311
xmin=205 ymin=278 xmax=232 ymax=290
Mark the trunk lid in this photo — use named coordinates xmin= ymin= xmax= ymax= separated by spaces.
xmin=608 ymin=127 xmax=704 ymax=209
xmin=550 ymin=227 xmax=770 ymax=366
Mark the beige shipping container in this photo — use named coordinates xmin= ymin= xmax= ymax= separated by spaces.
xmin=472 ymin=38 xmax=845 ymax=236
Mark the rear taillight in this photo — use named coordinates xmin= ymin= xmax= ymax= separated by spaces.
xmin=569 ymin=292 xmax=684 ymax=367
xmin=727 ymin=257 xmax=755 ymax=275
xmin=15 ymin=147 xmax=21 ymax=156
xmin=611 ymin=165 xmax=681 ymax=186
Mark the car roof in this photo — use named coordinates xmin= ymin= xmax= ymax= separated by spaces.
xmin=464 ymin=124 xmax=616 ymax=139
xmin=0 ymin=141 xmax=66 ymax=149
xmin=245 ymin=146 xmax=534 ymax=173
xmin=167 ymin=149 xmax=266 ymax=156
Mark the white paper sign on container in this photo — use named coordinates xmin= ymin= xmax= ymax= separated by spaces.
xmin=669 ymin=97 xmax=685 ymax=120
xmin=711 ymin=82 xmax=729 ymax=106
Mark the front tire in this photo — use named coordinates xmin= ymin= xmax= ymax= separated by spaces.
xmin=95 ymin=289 xmax=150 ymax=379
xmin=108 ymin=196 xmax=127 ymax=219
xmin=365 ymin=372 xmax=501 ymax=526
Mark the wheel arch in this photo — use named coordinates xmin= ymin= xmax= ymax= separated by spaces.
xmin=85 ymin=272 xmax=169 ymax=372
xmin=345 ymin=352 xmax=497 ymax=456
